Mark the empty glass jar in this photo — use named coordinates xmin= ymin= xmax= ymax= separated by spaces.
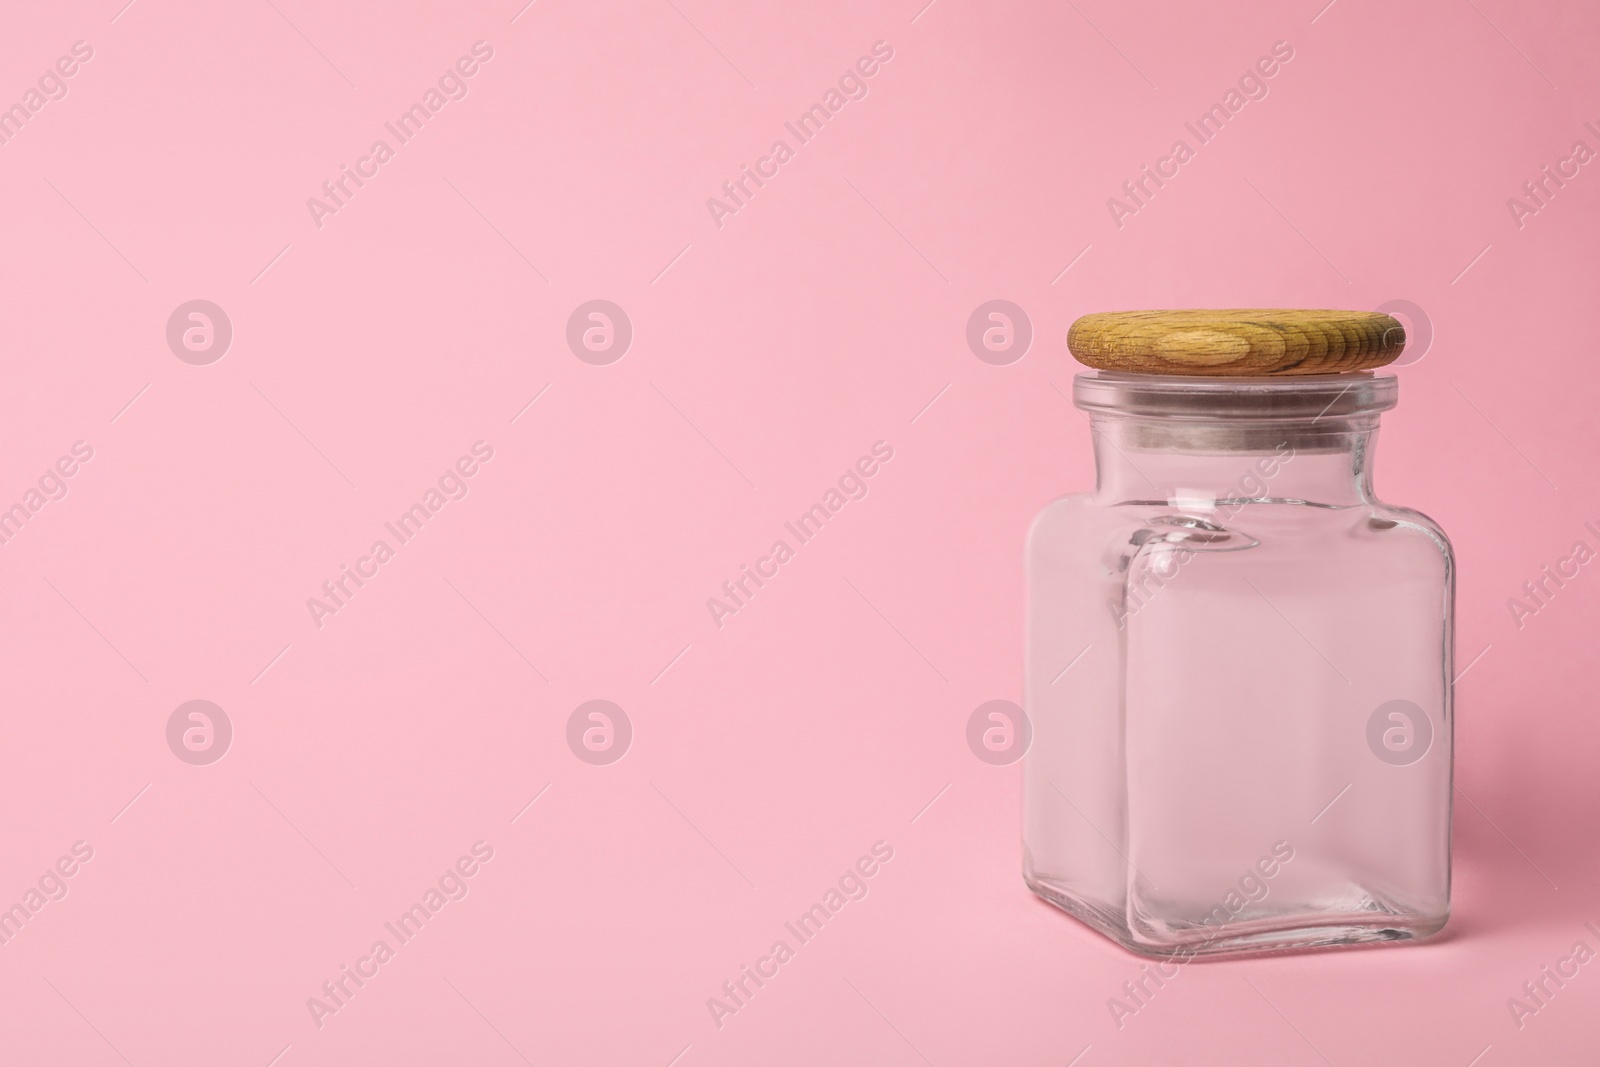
xmin=1024 ymin=318 xmax=1453 ymax=959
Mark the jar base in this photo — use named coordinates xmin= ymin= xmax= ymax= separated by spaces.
xmin=1025 ymin=870 xmax=1448 ymax=959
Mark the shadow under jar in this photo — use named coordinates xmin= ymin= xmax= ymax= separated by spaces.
xmin=1023 ymin=310 xmax=1453 ymax=959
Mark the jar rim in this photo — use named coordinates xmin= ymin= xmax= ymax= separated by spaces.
xmin=1072 ymin=370 xmax=1398 ymax=421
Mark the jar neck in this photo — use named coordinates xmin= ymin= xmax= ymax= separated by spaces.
xmin=1088 ymin=415 xmax=1380 ymax=508
xmin=1074 ymin=371 xmax=1396 ymax=510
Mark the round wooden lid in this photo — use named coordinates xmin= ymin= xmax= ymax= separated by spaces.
xmin=1067 ymin=309 xmax=1405 ymax=376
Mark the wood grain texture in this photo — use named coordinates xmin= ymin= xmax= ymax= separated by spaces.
xmin=1067 ymin=309 xmax=1405 ymax=376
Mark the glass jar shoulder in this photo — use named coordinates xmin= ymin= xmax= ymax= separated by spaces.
xmin=1031 ymin=493 xmax=1453 ymax=575
xmin=1027 ymin=491 xmax=1138 ymax=567
xmin=1367 ymin=501 xmax=1455 ymax=564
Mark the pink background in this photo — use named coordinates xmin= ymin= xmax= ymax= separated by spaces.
xmin=2 ymin=0 xmax=1598 ymax=1063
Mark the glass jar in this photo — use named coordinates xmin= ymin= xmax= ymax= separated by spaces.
xmin=1023 ymin=366 xmax=1453 ymax=958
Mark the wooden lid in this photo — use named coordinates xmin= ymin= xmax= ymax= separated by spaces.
xmin=1067 ymin=309 xmax=1405 ymax=376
